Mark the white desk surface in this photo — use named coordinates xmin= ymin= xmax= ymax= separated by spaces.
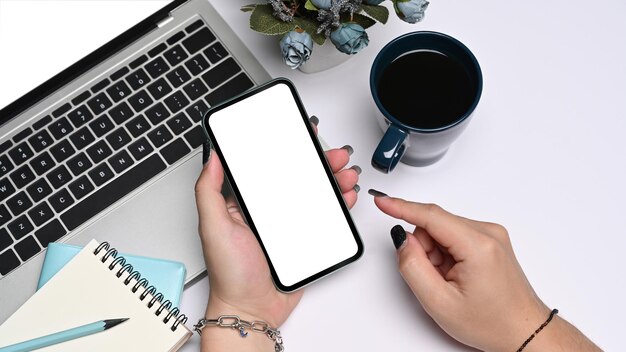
xmin=2 ymin=1 xmax=625 ymax=351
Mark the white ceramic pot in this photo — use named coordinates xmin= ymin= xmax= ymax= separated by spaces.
xmin=298 ymin=41 xmax=352 ymax=73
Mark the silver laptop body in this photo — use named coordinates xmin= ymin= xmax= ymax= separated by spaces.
xmin=0 ymin=0 xmax=271 ymax=323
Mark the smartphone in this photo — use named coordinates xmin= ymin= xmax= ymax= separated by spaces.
xmin=203 ymin=78 xmax=363 ymax=292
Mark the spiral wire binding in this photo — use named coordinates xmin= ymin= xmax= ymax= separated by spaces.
xmin=93 ymin=241 xmax=189 ymax=331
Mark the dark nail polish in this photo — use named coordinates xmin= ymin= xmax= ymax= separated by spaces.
xmin=353 ymin=184 xmax=360 ymax=193
xmin=350 ymin=165 xmax=362 ymax=175
xmin=341 ymin=145 xmax=354 ymax=155
xmin=309 ymin=115 xmax=319 ymax=126
xmin=391 ymin=225 xmax=406 ymax=249
xmin=368 ymin=189 xmax=388 ymax=197
xmin=202 ymin=141 xmax=211 ymax=165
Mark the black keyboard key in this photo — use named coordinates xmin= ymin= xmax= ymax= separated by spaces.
xmin=30 ymin=152 xmax=55 ymax=176
xmin=71 ymin=91 xmax=91 ymax=105
xmin=167 ymin=113 xmax=192 ymax=135
xmin=33 ymin=115 xmax=52 ymax=130
xmin=185 ymin=54 xmax=210 ymax=76
xmin=8 ymin=215 xmax=34 ymax=240
xmin=87 ymin=140 xmax=112 ymax=164
xmin=68 ymin=176 xmax=94 ymax=200
xmin=12 ymin=128 xmax=33 ymax=143
xmin=109 ymin=102 xmax=134 ymax=124
xmin=108 ymin=150 xmax=134 ymax=173
xmin=47 ymin=165 xmax=73 ymax=189
xmin=148 ymin=43 xmax=167 ymax=58
xmin=9 ymin=142 xmax=34 ymax=165
xmin=10 ymin=165 xmax=35 ymax=189
xmin=49 ymin=117 xmax=74 ymax=139
xmin=145 ymin=57 xmax=170 ymax=79
xmin=89 ymin=114 xmax=114 ymax=137
xmin=28 ymin=130 xmax=54 ymax=152
xmin=106 ymin=80 xmax=132 ymax=103
xmin=61 ymin=154 xmax=166 ymax=230
xmin=185 ymin=20 xmax=204 ymax=34
xmin=129 ymin=54 xmax=148 ymax=69
xmin=206 ymin=73 xmax=254 ymax=106
xmin=182 ymin=27 xmax=216 ymax=55
xmin=106 ymin=128 xmax=131 ymax=150
xmin=166 ymin=66 xmax=191 ymax=88
xmin=35 ymin=219 xmax=67 ymax=248
xmin=185 ymin=125 xmax=207 ymax=149
xmin=128 ymin=137 xmax=154 ymax=161
xmin=67 ymin=105 xmax=94 ymax=128
xmin=183 ymin=78 xmax=208 ymax=101
xmin=0 ymin=228 xmax=12 ymax=252
xmin=0 ymin=178 xmax=16 ymax=201
xmin=69 ymin=127 xmax=96 ymax=150
xmin=186 ymin=100 xmax=209 ymax=122
xmin=110 ymin=66 xmax=130 ymax=81
xmin=147 ymin=78 xmax=173 ymax=100
xmin=204 ymin=42 xmax=229 ymax=64
xmin=126 ymin=115 xmax=150 ymax=138
xmin=91 ymin=78 xmax=110 ymax=93
xmin=0 ymin=204 xmax=12 ymax=227
xmin=166 ymin=31 xmax=185 ymax=45
xmin=89 ymin=163 xmax=114 ymax=186
xmin=128 ymin=90 xmax=154 ymax=113
xmin=164 ymin=91 xmax=190 ymax=113
xmin=7 ymin=191 xmax=32 ymax=216
xmin=0 ymin=249 xmax=20 ymax=275
xmin=145 ymin=102 xmax=171 ymax=125
xmin=67 ymin=152 xmax=93 ymax=176
xmin=161 ymin=138 xmax=191 ymax=165
xmin=125 ymin=68 xmax=151 ymax=90
xmin=49 ymin=188 xmax=74 ymax=213
xmin=15 ymin=235 xmax=40 ymax=261
xmin=52 ymin=103 xmax=71 ymax=118
xmin=26 ymin=179 xmax=52 ymax=203
xmin=50 ymin=139 xmax=76 ymax=163
xmin=0 ymin=155 xmax=15 ymax=177
xmin=202 ymin=58 xmax=241 ymax=89
xmin=148 ymin=125 xmax=173 ymax=148
xmin=164 ymin=45 xmax=188 ymax=66
xmin=28 ymin=202 xmax=54 ymax=227
xmin=0 ymin=140 xmax=12 ymax=154
xmin=87 ymin=93 xmax=113 ymax=116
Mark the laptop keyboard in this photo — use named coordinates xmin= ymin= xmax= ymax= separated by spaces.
xmin=0 ymin=19 xmax=254 ymax=277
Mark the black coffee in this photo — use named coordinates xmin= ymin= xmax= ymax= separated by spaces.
xmin=377 ymin=50 xmax=475 ymax=130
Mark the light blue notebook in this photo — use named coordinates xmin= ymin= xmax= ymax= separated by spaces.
xmin=38 ymin=242 xmax=186 ymax=306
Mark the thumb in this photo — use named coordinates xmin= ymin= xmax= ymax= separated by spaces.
xmin=392 ymin=225 xmax=450 ymax=311
xmin=195 ymin=150 xmax=230 ymax=229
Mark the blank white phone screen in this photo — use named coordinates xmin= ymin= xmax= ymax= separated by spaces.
xmin=209 ymin=83 xmax=359 ymax=288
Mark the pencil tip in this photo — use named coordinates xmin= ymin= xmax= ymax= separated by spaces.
xmin=103 ymin=318 xmax=129 ymax=330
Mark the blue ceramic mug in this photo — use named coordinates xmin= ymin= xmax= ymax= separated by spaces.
xmin=370 ymin=31 xmax=482 ymax=173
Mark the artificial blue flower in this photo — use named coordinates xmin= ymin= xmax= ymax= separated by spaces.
xmin=394 ymin=0 xmax=429 ymax=24
xmin=363 ymin=0 xmax=386 ymax=5
xmin=279 ymin=30 xmax=313 ymax=69
xmin=310 ymin=0 xmax=333 ymax=10
xmin=330 ymin=23 xmax=369 ymax=55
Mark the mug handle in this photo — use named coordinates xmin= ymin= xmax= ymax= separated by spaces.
xmin=371 ymin=125 xmax=408 ymax=173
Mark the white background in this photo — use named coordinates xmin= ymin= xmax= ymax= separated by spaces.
xmin=1 ymin=0 xmax=625 ymax=351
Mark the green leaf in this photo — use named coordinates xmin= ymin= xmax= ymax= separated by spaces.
xmin=240 ymin=4 xmax=257 ymax=12
xmin=304 ymin=0 xmax=318 ymax=11
xmin=344 ymin=13 xmax=377 ymax=29
xmin=249 ymin=4 xmax=296 ymax=35
xmin=360 ymin=4 xmax=389 ymax=24
xmin=293 ymin=18 xmax=327 ymax=45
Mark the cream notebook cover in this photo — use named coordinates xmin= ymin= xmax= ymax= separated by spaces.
xmin=0 ymin=239 xmax=192 ymax=351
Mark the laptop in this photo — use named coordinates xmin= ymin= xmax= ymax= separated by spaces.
xmin=0 ymin=0 xmax=271 ymax=323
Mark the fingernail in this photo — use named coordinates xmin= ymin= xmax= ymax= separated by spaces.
xmin=349 ymin=165 xmax=362 ymax=175
xmin=391 ymin=225 xmax=406 ymax=250
xmin=368 ymin=189 xmax=388 ymax=197
xmin=341 ymin=145 xmax=354 ymax=155
xmin=353 ymin=184 xmax=360 ymax=193
xmin=309 ymin=115 xmax=319 ymax=126
xmin=202 ymin=140 xmax=211 ymax=165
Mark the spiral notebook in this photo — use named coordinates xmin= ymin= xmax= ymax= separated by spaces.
xmin=0 ymin=239 xmax=192 ymax=351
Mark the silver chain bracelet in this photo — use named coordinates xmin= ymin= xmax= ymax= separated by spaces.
xmin=194 ymin=315 xmax=284 ymax=352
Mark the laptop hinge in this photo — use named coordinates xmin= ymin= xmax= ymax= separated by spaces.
xmin=156 ymin=15 xmax=174 ymax=28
